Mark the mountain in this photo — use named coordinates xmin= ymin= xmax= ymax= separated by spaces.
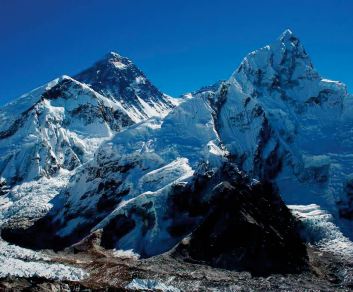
xmin=215 ymin=29 xmax=353 ymax=237
xmin=1 ymin=30 xmax=353 ymax=286
xmin=75 ymin=52 xmax=178 ymax=122
xmin=0 ymin=52 xmax=177 ymax=187
xmin=0 ymin=52 xmax=177 ymax=233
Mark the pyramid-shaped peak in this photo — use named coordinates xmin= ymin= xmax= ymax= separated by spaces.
xmin=57 ymin=75 xmax=74 ymax=82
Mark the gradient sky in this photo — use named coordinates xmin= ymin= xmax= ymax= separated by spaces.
xmin=1 ymin=0 xmax=352 ymax=104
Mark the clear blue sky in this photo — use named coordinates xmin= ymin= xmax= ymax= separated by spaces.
xmin=1 ymin=0 xmax=352 ymax=104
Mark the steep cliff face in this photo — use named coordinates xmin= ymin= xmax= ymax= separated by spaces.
xmin=173 ymin=165 xmax=307 ymax=276
xmin=217 ymin=29 xmax=346 ymax=178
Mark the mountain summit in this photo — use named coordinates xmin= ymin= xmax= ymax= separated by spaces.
xmin=233 ymin=29 xmax=319 ymax=102
xmin=74 ymin=51 xmax=176 ymax=122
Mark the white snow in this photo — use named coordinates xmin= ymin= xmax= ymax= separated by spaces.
xmin=0 ymin=170 xmax=71 ymax=225
xmin=136 ymin=95 xmax=164 ymax=118
xmin=112 ymin=61 xmax=128 ymax=69
xmin=0 ymin=76 xmax=132 ymax=184
xmin=49 ymin=94 xmax=226 ymax=256
xmin=0 ymin=240 xmax=87 ymax=280
xmin=0 ymin=170 xmax=88 ymax=280
xmin=289 ymin=204 xmax=353 ymax=256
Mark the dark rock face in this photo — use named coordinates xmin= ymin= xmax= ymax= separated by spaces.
xmin=172 ymin=163 xmax=308 ymax=276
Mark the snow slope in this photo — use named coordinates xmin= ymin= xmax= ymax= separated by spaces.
xmin=0 ymin=51 xmax=177 ymax=187
xmin=43 ymin=94 xmax=226 ymax=255
xmin=0 ymin=170 xmax=87 ymax=281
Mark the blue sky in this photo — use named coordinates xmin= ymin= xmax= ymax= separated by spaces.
xmin=1 ymin=0 xmax=352 ymax=104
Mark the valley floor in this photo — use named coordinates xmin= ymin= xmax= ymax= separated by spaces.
xmin=1 ymin=243 xmax=353 ymax=291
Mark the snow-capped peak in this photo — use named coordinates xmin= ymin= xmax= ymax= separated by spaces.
xmin=0 ymin=74 xmax=134 ymax=185
xmin=74 ymin=52 xmax=176 ymax=122
xmin=2 ymin=30 xmax=353 ymax=284
xmin=232 ymin=29 xmax=321 ymax=103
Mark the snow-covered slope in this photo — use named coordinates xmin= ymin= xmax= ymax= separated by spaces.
xmin=21 ymin=95 xmax=226 ymax=254
xmin=0 ymin=76 xmax=133 ymax=186
xmin=75 ymin=52 xmax=178 ymax=122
